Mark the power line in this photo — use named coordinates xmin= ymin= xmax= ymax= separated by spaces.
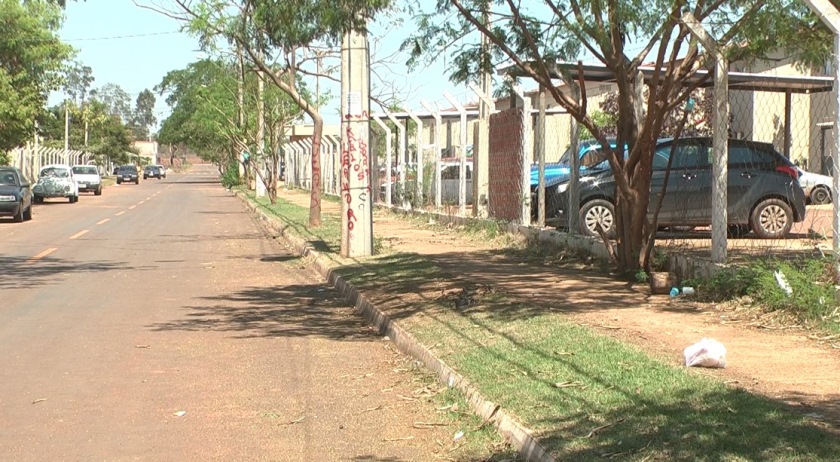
xmin=61 ymin=30 xmax=182 ymax=42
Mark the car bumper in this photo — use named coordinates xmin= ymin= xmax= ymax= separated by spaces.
xmin=0 ymin=201 xmax=21 ymax=216
xmin=77 ymin=183 xmax=100 ymax=192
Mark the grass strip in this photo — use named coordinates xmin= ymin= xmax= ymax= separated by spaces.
xmin=253 ymin=190 xmax=840 ymax=461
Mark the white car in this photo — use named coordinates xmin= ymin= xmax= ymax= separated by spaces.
xmin=72 ymin=165 xmax=103 ymax=196
xmin=154 ymin=164 xmax=167 ymax=178
xmin=798 ymin=168 xmax=832 ymax=205
xmin=33 ymin=164 xmax=79 ymax=203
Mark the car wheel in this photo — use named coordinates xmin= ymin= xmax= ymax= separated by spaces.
xmin=23 ymin=203 xmax=32 ymax=221
xmin=811 ymin=185 xmax=832 ymax=205
xmin=13 ymin=202 xmax=24 ymax=222
xmin=727 ymin=224 xmax=751 ymax=238
xmin=750 ymin=198 xmax=793 ymax=239
xmin=143 ymin=175 xmax=147 ymax=179
xmin=95 ymin=186 xmax=102 ymax=196
xmin=34 ymin=195 xmax=42 ymax=204
xmin=117 ymin=179 xmax=121 ymax=185
xmin=579 ymin=199 xmax=616 ymax=238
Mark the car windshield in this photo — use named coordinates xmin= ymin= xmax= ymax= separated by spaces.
xmin=118 ymin=166 xmax=136 ymax=173
xmin=72 ymin=166 xmax=98 ymax=175
xmin=0 ymin=170 xmax=17 ymax=185
xmin=41 ymin=167 xmax=70 ymax=178
xmin=556 ymin=140 xmax=616 ymax=168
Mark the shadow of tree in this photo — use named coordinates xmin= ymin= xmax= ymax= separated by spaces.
xmin=148 ymin=283 xmax=375 ymax=341
xmin=0 ymin=256 xmax=128 ymax=290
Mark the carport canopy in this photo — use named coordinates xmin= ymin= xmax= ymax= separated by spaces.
xmin=498 ymin=61 xmax=835 ymax=157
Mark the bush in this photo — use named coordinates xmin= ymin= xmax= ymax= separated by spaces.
xmin=686 ymin=257 xmax=839 ymax=325
xmin=221 ymin=162 xmax=241 ymax=189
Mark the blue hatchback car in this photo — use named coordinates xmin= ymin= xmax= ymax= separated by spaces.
xmin=0 ymin=166 xmax=33 ymax=222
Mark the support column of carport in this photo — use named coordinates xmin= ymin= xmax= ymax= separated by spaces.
xmin=469 ymin=83 xmax=493 ymax=218
xmin=405 ymin=108 xmax=425 ymax=207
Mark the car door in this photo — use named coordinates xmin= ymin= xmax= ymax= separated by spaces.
xmin=725 ymin=141 xmax=777 ymax=222
xmin=652 ymin=139 xmax=712 ymax=225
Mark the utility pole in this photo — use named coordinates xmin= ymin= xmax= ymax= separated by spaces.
xmin=64 ymin=100 xmax=70 ymax=156
xmin=340 ymin=22 xmax=373 ymax=257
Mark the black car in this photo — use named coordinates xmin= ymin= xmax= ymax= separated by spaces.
xmin=540 ymin=137 xmax=807 ymax=239
xmin=143 ymin=165 xmax=162 ymax=180
xmin=0 ymin=167 xmax=33 ymax=222
xmin=116 ymin=165 xmax=139 ymax=185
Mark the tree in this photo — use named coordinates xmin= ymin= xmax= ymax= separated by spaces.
xmin=156 ymin=58 xmax=303 ymax=202
xmin=40 ymin=100 xmax=136 ymax=164
xmin=90 ymin=83 xmax=132 ymax=124
xmin=129 ymin=89 xmax=157 ymax=140
xmin=145 ymin=0 xmax=394 ymax=227
xmin=405 ymin=1 xmax=829 ymax=273
xmin=0 ymin=0 xmax=73 ymax=151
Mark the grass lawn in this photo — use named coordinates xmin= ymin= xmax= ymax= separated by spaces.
xmin=248 ymin=190 xmax=840 ymax=461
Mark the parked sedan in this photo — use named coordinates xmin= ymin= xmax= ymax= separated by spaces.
xmin=797 ymin=168 xmax=832 ymax=204
xmin=543 ymin=137 xmax=807 ymax=239
xmin=33 ymin=164 xmax=79 ymax=203
xmin=0 ymin=167 xmax=33 ymax=222
xmin=72 ymin=165 xmax=103 ymax=195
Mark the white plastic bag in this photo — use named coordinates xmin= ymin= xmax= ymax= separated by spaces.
xmin=683 ymin=338 xmax=727 ymax=368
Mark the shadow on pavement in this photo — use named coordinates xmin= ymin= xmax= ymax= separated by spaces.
xmin=149 ymin=283 xmax=376 ymax=341
xmin=0 ymin=256 xmax=127 ymax=290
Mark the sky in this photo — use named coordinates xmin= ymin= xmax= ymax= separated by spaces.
xmin=53 ymin=0 xmax=478 ymax=130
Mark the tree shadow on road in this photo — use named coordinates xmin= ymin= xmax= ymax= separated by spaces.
xmin=148 ymin=283 xmax=378 ymax=341
xmin=0 ymin=256 xmax=127 ymax=290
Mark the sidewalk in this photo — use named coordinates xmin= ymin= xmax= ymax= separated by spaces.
xmin=267 ymin=188 xmax=840 ymax=458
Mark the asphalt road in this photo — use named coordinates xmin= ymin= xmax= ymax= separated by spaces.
xmin=0 ymin=165 xmax=447 ymax=461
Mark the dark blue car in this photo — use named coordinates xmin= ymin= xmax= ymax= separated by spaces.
xmin=538 ymin=137 xmax=807 ymax=239
xmin=0 ymin=167 xmax=33 ymax=222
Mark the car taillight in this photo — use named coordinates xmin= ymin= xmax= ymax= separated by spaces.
xmin=776 ymin=165 xmax=799 ymax=180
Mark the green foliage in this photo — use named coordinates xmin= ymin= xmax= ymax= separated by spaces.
xmin=686 ymin=257 xmax=839 ymax=326
xmin=402 ymin=0 xmax=830 ymax=274
xmin=221 ymin=160 xmax=241 ymax=188
xmin=0 ymin=0 xmax=74 ymax=150
xmin=129 ymin=89 xmax=157 ymax=139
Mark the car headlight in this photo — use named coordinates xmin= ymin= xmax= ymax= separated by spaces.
xmin=556 ymin=183 xmax=568 ymax=194
xmin=0 ymin=194 xmax=16 ymax=202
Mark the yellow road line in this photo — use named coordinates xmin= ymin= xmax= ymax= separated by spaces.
xmin=27 ymin=247 xmax=57 ymax=263
xmin=138 ymin=201 xmax=145 ymax=205
xmin=116 ymin=211 xmax=126 ymax=216
xmin=129 ymin=205 xmax=136 ymax=210
xmin=96 ymin=218 xmax=110 ymax=225
xmin=69 ymin=230 xmax=89 ymax=240
xmin=145 ymin=197 xmax=151 ymax=200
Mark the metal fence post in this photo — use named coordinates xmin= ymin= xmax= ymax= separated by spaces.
xmin=421 ymin=100 xmax=443 ymax=210
xmin=444 ymin=91 xmax=468 ymax=216
xmin=372 ymin=116 xmax=393 ymax=207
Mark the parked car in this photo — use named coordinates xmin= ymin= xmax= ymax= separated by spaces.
xmin=797 ymin=168 xmax=832 ymax=205
xmin=72 ymin=165 xmax=103 ymax=196
xmin=33 ymin=164 xmax=79 ymax=203
xmin=540 ymin=137 xmax=807 ymax=239
xmin=116 ymin=165 xmax=139 ymax=184
xmin=0 ymin=166 xmax=33 ymax=222
xmin=530 ymin=139 xmax=616 ymax=188
xmin=143 ymin=165 xmax=162 ymax=180
xmin=153 ymin=164 xmax=167 ymax=178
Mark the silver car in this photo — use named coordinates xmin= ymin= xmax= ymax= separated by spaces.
xmin=797 ymin=168 xmax=832 ymax=205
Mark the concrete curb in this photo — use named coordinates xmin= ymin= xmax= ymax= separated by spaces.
xmin=237 ymin=193 xmax=556 ymax=462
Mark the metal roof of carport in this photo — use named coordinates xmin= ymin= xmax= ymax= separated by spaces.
xmin=498 ymin=62 xmax=835 ymax=93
